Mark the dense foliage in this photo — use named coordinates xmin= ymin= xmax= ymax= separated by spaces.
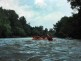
xmin=53 ymin=0 xmax=81 ymax=39
xmin=1 ymin=0 xmax=81 ymax=39
xmin=0 ymin=7 xmax=55 ymax=38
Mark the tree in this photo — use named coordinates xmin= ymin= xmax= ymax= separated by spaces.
xmin=19 ymin=16 xmax=26 ymax=25
xmin=0 ymin=7 xmax=56 ymax=38
xmin=43 ymin=28 xmax=48 ymax=36
xmin=0 ymin=7 xmax=12 ymax=37
xmin=48 ymin=28 xmax=55 ymax=36
xmin=67 ymin=0 xmax=81 ymax=9
xmin=67 ymin=0 xmax=81 ymax=38
xmin=0 ymin=7 xmax=27 ymax=37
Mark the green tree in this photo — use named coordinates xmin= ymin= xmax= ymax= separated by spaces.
xmin=0 ymin=7 xmax=12 ymax=37
xmin=67 ymin=0 xmax=81 ymax=38
xmin=48 ymin=28 xmax=55 ymax=36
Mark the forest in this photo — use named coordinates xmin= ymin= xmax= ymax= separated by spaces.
xmin=54 ymin=0 xmax=81 ymax=39
xmin=0 ymin=7 xmax=54 ymax=38
xmin=0 ymin=0 xmax=81 ymax=39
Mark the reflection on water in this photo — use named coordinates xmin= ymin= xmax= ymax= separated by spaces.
xmin=0 ymin=38 xmax=81 ymax=61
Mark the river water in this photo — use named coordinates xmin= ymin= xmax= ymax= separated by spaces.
xmin=0 ymin=38 xmax=81 ymax=61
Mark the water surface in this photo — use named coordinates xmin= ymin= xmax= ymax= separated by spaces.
xmin=0 ymin=37 xmax=81 ymax=61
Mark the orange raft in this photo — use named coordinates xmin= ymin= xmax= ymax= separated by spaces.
xmin=32 ymin=36 xmax=53 ymax=41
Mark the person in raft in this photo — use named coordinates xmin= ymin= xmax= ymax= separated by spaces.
xmin=47 ymin=34 xmax=53 ymax=41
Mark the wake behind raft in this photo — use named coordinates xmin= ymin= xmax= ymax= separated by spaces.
xmin=32 ymin=35 xmax=53 ymax=41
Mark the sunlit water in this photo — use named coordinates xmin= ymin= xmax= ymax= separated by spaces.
xmin=0 ymin=37 xmax=81 ymax=61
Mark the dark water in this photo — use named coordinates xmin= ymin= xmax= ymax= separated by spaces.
xmin=0 ymin=38 xmax=81 ymax=61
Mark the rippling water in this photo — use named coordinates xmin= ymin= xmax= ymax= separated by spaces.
xmin=0 ymin=37 xmax=81 ymax=61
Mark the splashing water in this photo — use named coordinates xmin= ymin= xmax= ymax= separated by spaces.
xmin=0 ymin=37 xmax=81 ymax=61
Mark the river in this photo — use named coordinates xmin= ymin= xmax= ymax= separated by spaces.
xmin=0 ymin=38 xmax=81 ymax=61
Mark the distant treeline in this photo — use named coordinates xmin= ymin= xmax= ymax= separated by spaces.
xmin=0 ymin=0 xmax=81 ymax=39
xmin=54 ymin=0 xmax=81 ymax=39
xmin=0 ymin=7 xmax=55 ymax=38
